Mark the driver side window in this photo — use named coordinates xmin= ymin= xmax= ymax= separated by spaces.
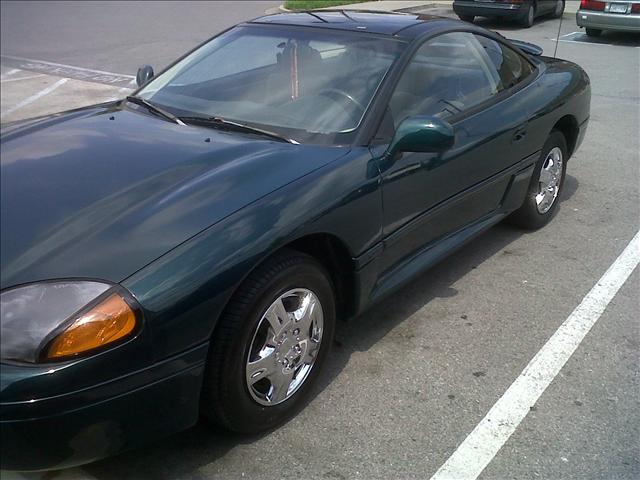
xmin=385 ymin=32 xmax=500 ymax=132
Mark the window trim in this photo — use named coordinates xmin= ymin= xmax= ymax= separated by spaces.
xmin=446 ymin=31 xmax=539 ymax=124
xmin=472 ymin=32 xmax=537 ymax=93
xmin=363 ymin=27 xmax=541 ymax=145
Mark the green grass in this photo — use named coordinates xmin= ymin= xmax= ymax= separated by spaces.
xmin=284 ymin=0 xmax=370 ymax=10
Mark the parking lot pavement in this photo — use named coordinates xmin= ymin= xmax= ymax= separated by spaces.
xmin=0 ymin=1 xmax=281 ymax=74
xmin=1 ymin=2 xmax=639 ymax=480
xmin=480 ymin=269 xmax=640 ymax=480
xmin=0 ymin=0 xmax=279 ymax=122
xmin=0 ymin=66 xmax=132 ymax=123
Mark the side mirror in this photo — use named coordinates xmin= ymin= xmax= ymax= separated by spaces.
xmin=136 ymin=65 xmax=155 ymax=87
xmin=387 ymin=115 xmax=455 ymax=157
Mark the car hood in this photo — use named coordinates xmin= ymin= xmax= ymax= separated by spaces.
xmin=1 ymin=105 xmax=348 ymax=289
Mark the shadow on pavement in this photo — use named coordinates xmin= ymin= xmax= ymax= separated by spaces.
xmin=470 ymin=13 xmax=563 ymax=31
xmin=86 ymin=175 xmax=579 ymax=480
xmin=558 ymin=31 xmax=640 ymax=47
xmin=323 ymin=174 xmax=578 ymax=385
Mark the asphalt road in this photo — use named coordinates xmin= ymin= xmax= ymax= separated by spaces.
xmin=0 ymin=2 xmax=639 ymax=480
xmin=0 ymin=0 xmax=280 ymax=75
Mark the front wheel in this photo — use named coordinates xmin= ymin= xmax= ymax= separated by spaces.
xmin=201 ymin=250 xmax=335 ymax=433
xmin=508 ymin=130 xmax=568 ymax=230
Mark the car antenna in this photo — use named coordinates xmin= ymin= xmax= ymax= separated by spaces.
xmin=553 ymin=9 xmax=564 ymax=58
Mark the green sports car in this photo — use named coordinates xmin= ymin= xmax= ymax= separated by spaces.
xmin=0 ymin=10 xmax=590 ymax=471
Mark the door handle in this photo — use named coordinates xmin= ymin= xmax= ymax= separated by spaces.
xmin=512 ymin=126 xmax=528 ymax=143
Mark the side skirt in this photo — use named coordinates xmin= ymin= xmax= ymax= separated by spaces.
xmin=369 ymin=210 xmax=508 ymax=305
xmin=350 ymin=153 xmax=538 ymax=315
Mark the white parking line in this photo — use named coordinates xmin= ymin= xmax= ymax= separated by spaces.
xmin=1 ymin=54 xmax=135 ymax=86
xmin=0 ymin=55 xmax=134 ymax=78
xmin=0 ymin=68 xmax=20 ymax=80
xmin=430 ymin=230 xmax=640 ymax=480
xmin=1 ymin=73 xmax=46 ymax=83
xmin=551 ymin=31 xmax=640 ymax=48
xmin=0 ymin=78 xmax=68 ymax=119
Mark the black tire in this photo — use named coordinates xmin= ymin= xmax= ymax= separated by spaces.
xmin=551 ymin=0 xmax=565 ymax=18
xmin=458 ymin=14 xmax=475 ymax=23
xmin=520 ymin=3 xmax=535 ymax=27
xmin=586 ymin=28 xmax=602 ymax=37
xmin=508 ymin=130 xmax=568 ymax=230
xmin=201 ymin=249 xmax=336 ymax=433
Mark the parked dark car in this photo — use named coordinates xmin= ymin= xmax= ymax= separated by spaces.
xmin=0 ymin=10 xmax=590 ymax=471
xmin=576 ymin=0 xmax=640 ymax=36
xmin=453 ymin=0 xmax=565 ymax=27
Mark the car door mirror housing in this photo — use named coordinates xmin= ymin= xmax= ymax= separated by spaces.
xmin=136 ymin=65 xmax=155 ymax=87
xmin=387 ymin=116 xmax=455 ymax=157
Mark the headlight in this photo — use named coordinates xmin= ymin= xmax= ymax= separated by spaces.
xmin=1 ymin=281 xmax=141 ymax=363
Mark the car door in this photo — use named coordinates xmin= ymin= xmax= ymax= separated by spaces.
xmin=375 ymin=31 xmax=538 ymax=274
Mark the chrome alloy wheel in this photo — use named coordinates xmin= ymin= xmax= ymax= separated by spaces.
xmin=246 ymin=288 xmax=323 ymax=406
xmin=536 ymin=146 xmax=563 ymax=214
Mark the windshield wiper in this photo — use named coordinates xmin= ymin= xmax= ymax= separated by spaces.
xmin=125 ymin=96 xmax=186 ymax=125
xmin=178 ymin=116 xmax=298 ymax=144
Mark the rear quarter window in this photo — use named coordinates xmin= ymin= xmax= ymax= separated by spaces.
xmin=475 ymin=35 xmax=535 ymax=91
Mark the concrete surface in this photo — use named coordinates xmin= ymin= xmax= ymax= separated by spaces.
xmin=319 ymin=0 xmax=442 ymax=11
xmin=0 ymin=1 xmax=280 ymax=75
xmin=0 ymin=1 xmax=638 ymax=479
xmin=0 ymin=67 xmax=129 ymax=122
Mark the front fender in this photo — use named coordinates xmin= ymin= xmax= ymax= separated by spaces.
xmin=122 ymin=147 xmax=381 ymax=362
xmin=526 ymin=57 xmax=591 ymax=159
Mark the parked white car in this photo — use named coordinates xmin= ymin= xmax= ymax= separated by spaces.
xmin=577 ymin=0 xmax=640 ymax=36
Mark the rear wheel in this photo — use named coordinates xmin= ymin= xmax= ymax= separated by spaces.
xmin=520 ymin=3 xmax=535 ymax=27
xmin=586 ymin=28 xmax=602 ymax=37
xmin=201 ymin=250 xmax=335 ymax=433
xmin=508 ymin=130 xmax=567 ymax=230
xmin=552 ymin=0 xmax=565 ymax=18
xmin=458 ymin=14 xmax=475 ymax=23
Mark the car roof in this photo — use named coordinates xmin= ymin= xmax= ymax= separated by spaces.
xmin=248 ymin=10 xmax=456 ymax=38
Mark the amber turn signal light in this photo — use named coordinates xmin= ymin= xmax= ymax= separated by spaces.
xmin=43 ymin=293 xmax=138 ymax=360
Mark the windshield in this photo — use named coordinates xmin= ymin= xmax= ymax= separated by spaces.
xmin=138 ymin=25 xmax=405 ymax=144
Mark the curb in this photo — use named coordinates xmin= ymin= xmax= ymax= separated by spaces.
xmin=271 ymin=2 xmax=440 ymax=14
xmin=263 ymin=5 xmax=289 ymax=14
xmin=396 ymin=3 xmax=438 ymax=13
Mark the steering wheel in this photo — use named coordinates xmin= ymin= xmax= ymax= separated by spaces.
xmin=318 ymin=88 xmax=366 ymax=114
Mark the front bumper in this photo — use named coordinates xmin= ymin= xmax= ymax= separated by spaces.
xmin=0 ymin=343 xmax=207 ymax=471
xmin=453 ymin=1 xmax=528 ymax=18
xmin=576 ymin=9 xmax=640 ymax=32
